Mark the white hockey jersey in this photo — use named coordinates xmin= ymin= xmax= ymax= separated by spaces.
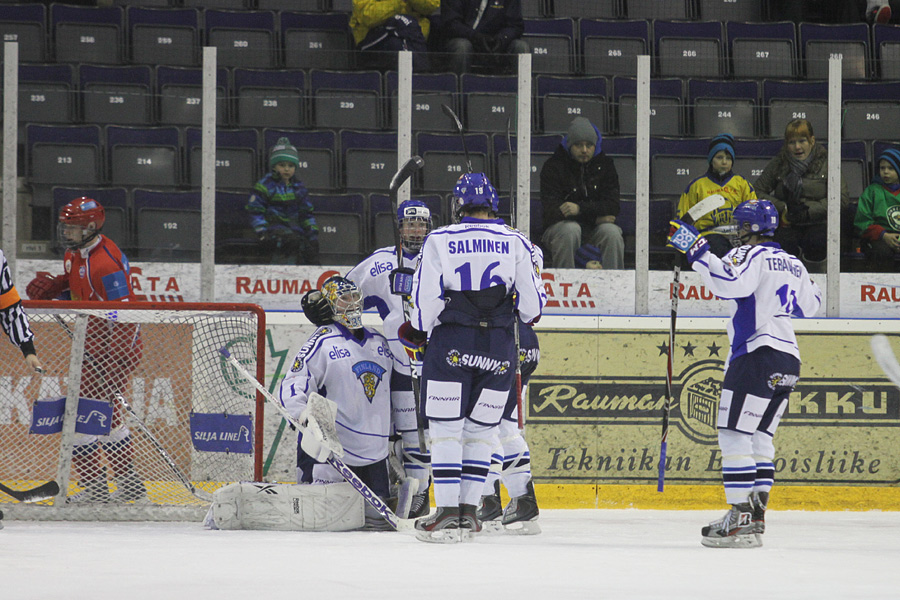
xmin=691 ymin=242 xmax=822 ymax=363
xmin=345 ymin=247 xmax=416 ymax=373
xmin=411 ymin=217 xmax=545 ymax=334
xmin=278 ymin=324 xmax=400 ymax=465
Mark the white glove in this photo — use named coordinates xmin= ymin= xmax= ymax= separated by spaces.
xmin=299 ymin=406 xmax=333 ymax=463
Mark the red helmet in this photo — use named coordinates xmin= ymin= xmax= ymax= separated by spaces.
xmin=58 ymin=197 xmax=104 ymax=248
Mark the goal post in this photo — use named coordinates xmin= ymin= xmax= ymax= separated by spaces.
xmin=0 ymin=301 xmax=266 ymax=521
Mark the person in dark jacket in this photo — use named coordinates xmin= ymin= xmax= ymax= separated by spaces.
xmin=436 ymin=0 xmax=529 ymax=74
xmin=540 ymin=117 xmax=624 ymax=269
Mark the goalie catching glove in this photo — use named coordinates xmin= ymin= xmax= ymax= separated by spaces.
xmin=667 ymin=220 xmax=710 ymax=264
xmin=26 ymin=273 xmax=69 ymax=300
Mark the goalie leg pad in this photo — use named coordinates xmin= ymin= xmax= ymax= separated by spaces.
xmin=208 ymin=482 xmax=365 ymax=531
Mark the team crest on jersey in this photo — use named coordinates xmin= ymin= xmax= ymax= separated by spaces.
xmin=729 ymin=246 xmax=751 ymax=266
xmin=352 ymin=360 xmax=386 ymax=402
xmin=291 ymin=327 xmax=331 ymax=372
xmin=445 ymin=349 xmax=510 ymax=374
xmin=888 ymin=205 xmax=900 ymax=231
xmin=767 ymin=372 xmax=799 ymax=390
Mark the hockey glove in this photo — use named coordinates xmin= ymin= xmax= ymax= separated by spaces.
xmin=667 ymin=220 xmax=709 ymax=264
xmin=389 ymin=267 xmax=415 ymax=297
xmin=398 ymin=321 xmax=427 ymax=373
xmin=26 ymin=273 xmax=69 ymax=300
xmin=301 ymin=290 xmax=333 ymax=326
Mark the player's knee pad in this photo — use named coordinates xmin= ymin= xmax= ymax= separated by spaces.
xmin=751 ymin=432 xmax=776 ymax=461
xmin=429 ymin=419 xmax=463 ymax=445
xmin=462 ymin=419 xmax=495 ymax=448
xmin=718 ymin=428 xmax=753 ymax=458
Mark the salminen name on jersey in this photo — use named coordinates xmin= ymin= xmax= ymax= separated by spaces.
xmin=765 ymin=256 xmax=803 ymax=277
xmin=448 ymin=239 xmax=510 ymax=254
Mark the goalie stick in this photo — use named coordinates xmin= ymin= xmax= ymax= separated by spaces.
xmin=219 ymin=347 xmax=416 ymax=532
xmin=658 ymin=194 xmax=726 ymax=492
xmin=0 ymin=480 xmax=60 ymax=503
xmin=390 ymin=156 xmax=428 ymax=454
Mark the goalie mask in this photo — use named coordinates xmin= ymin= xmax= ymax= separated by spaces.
xmin=58 ymin=197 xmax=105 ymax=249
xmin=452 ymin=172 xmax=499 ymax=223
xmin=321 ymin=276 xmax=363 ymax=330
xmin=398 ymin=199 xmax=432 ymax=255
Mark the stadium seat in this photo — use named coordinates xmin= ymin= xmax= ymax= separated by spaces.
xmin=842 ymin=82 xmax=900 ymax=141
xmin=616 ymin=197 xmax=674 ymax=262
xmin=727 ymin=21 xmax=797 ymax=79
xmin=263 ymin=128 xmax=336 ymax=191
xmin=492 ymin=133 xmax=560 ymax=194
xmin=204 ymin=9 xmax=278 ymax=69
xmin=385 ymin=71 xmax=459 ymax=132
xmin=625 ymin=0 xmax=691 ymax=19
xmin=215 ymin=190 xmax=260 ymax=264
xmin=520 ymin=0 xmax=546 ymax=18
xmin=340 ymin=130 xmax=397 ymax=192
xmin=259 ymin=0 xmax=322 ymax=10
xmin=185 ymin=0 xmax=248 ymax=8
xmin=51 ymin=4 xmax=124 ymax=65
xmin=368 ymin=193 xmax=444 ymax=251
xmin=655 ymin=20 xmax=725 ymax=78
xmin=687 ymin=79 xmax=759 ymax=138
xmin=873 ymin=23 xmax=900 ymax=79
xmin=26 ymin=124 xmax=103 ymax=187
xmin=603 ymin=136 xmax=637 ymax=197
xmin=697 ymin=0 xmax=764 ymax=21
xmin=841 ymin=140 xmax=870 ymax=201
xmin=18 ymin=64 xmax=76 ymax=131
xmin=132 ymin=188 xmax=201 ymax=262
xmin=799 ymin=22 xmax=869 ymax=80
xmin=461 ymin=73 xmax=517 ymax=133
xmin=308 ymin=193 xmax=367 ymax=265
xmin=523 ymin=17 xmax=577 ymax=74
xmin=310 ymin=69 xmax=383 ymax=130
xmin=734 ymin=138 xmax=783 ymax=184
xmin=649 ymin=137 xmax=710 ymax=197
xmin=536 ymin=75 xmax=609 ymax=134
xmin=156 ymin=65 xmax=229 ymax=126
xmin=0 ymin=3 xmax=47 ymax=63
xmin=762 ymin=79 xmax=826 ymax=138
xmin=52 ymin=187 xmax=130 ymax=253
xmin=415 ymin=132 xmax=489 ymax=192
xmin=80 ymin=64 xmax=152 ymax=126
xmin=580 ymin=19 xmax=649 ymax=78
xmin=281 ymin=11 xmax=352 ymax=71
xmin=612 ymin=76 xmax=683 ymax=136
xmin=186 ymin=127 xmax=260 ymax=190
xmin=233 ymin=68 xmax=305 ymax=130
xmin=553 ymin=0 xmax=616 ymax=18
xmin=106 ymin=125 xmax=181 ymax=188
xmin=127 ymin=6 xmax=200 ymax=67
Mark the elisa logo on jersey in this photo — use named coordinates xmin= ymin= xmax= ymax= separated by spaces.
xmin=445 ymin=349 xmax=511 ymax=375
xmin=352 ymin=360 xmax=386 ymax=402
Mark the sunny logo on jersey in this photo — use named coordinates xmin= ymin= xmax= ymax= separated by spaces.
xmin=352 ymin=361 xmax=386 ymax=402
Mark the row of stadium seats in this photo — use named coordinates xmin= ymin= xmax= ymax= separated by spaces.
xmin=2 ymin=4 xmax=894 ymax=78
xmin=15 ymin=64 xmax=900 ymax=140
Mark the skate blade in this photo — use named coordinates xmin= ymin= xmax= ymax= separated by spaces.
xmin=414 ymin=528 xmax=473 ymax=544
xmin=501 ymin=519 xmax=541 ymax=535
xmin=480 ymin=520 xmax=504 ymax=535
xmin=701 ymin=533 xmax=762 ymax=549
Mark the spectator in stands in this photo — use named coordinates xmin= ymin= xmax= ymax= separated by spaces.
xmin=351 ymin=0 xmax=439 ymax=72
xmin=435 ymin=0 xmax=529 ymax=74
xmin=677 ymin=133 xmax=758 ymax=258
xmin=753 ymin=119 xmax=849 ymax=272
xmin=247 ymin=138 xmax=319 ymax=266
xmin=853 ymin=148 xmax=900 ymax=271
xmin=540 ymin=116 xmax=624 ymax=270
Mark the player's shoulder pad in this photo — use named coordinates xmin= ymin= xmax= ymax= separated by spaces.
xmin=290 ymin=325 xmax=335 ymax=372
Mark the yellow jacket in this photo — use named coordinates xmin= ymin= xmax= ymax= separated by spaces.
xmin=677 ymin=172 xmax=757 ymax=232
xmin=350 ymin=0 xmax=439 ymax=45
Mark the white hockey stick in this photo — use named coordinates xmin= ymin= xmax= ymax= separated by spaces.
xmin=871 ymin=334 xmax=900 ymax=389
xmin=218 ymin=347 xmax=417 ymax=532
xmin=683 ymin=193 xmax=726 ymax=226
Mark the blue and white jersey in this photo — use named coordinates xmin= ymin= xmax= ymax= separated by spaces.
xmin=345 ymin=246 xmax=417 ymax=373
xmin=410 ymin=217 xmax=545 ymax=334
xmin=278 ymin=323 xmax=401 ymax=466
xmin=692 ymin=241 xmax=822 ymax=363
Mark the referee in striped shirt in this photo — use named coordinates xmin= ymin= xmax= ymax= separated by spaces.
xmin=0 ymin=249 xmax=42 ymax=372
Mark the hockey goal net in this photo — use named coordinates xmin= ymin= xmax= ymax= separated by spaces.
xmin=0 ymin=301 xmax=265 ymax=521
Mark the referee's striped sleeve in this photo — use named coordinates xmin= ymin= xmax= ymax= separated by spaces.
xmin=0 ymin=249 xmax=36 ymax=354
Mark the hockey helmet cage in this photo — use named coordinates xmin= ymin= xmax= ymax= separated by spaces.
xmin=321 ymin=275 xmax=363 ymax=330
xmin=732 ymin=199 xmax=778 ymax=239
xmin=58 ymin=197 xmax=105 ymax=249
xmin=452 ymin=172 xmax=499 ymax=219
xmin=398 ymin=199 xmax=432 ymax=254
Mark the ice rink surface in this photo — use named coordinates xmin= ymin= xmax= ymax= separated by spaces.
xmin=3 ymin=509 xmax=899 ymax=600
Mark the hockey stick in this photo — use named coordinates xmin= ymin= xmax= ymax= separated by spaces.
xmin=50 ymin=315 xmax=197 ymax=496
xmin=441 ymin=103 xmax=473 ymax=173
xmin=658 ymin=194 xmax=727 ymax=492
xmin=390 ymin=156 xmax=427 ymax=454
xmin=505 ymin=117 xmax=525 ymax=429
xmin=219 ymin=347 xmax=416 ymax=532
xmin=0 ymin=480 xmax=60 ymax=503
xmin=871 ymin=334 xmax=900 ymax=389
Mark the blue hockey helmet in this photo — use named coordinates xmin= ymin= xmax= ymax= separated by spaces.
xmin=321 ymin=275 xmax=362 ymax=330
xmin=732 ymin=199 xmax=779 ymax=239
xmin=397 ymin=199 xmax=432 ymax=254
xmin=452 ymin=173 xmax=499 ymax=220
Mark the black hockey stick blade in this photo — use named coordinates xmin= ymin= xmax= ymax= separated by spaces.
xmin=389 ymin=155 xmax=424 ymax=194
xmin=0 ymin=480 xmax=60 ymax=503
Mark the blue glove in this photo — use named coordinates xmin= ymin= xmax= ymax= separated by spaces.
xmin=667 ymin=220 xmax=710 ymax=263
xmin=389 ymin=267 xmax=415 ymax=296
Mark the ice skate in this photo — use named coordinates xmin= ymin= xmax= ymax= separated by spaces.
xmin=109 ymin=470 xmax=147 ymax=503
xmin=701 ymin=503 xmax=762 ymax=548
xmin=869 ymin=3 xmax=892 ymax=24
xmin=408 ymin=487 xmax=431 ymax=519
xmin=415 ymin=506 xmax=468 ymax=543
xmin=67 ymin=479 xmax=110 ymax=504
xmin=459 ymin=503 xmax=481 ymax=538
xmin=751 ymin=491 xmax=768 ymax=534
xmin=477 ymin=480 xmax=503 ymax=532
xmin=501 ymin=480 xmax=541 ymax=535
